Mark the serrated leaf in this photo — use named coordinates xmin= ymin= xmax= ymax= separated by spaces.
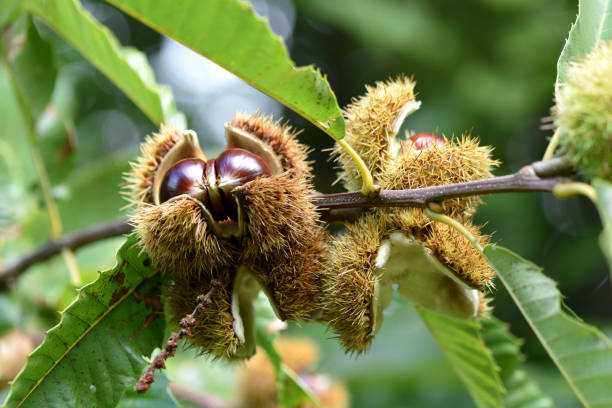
xmin=485 ymin=245 xmax=612 ymax=408
xmin=104 ymin=0 xmax=345 ymax=140
xmin=480 ymin=317 xmax=554 ymax=408
xmin=416 ymin=307 xmax=505 ymax=408
xmin=2 ymin=234 xmax=164 ymax=408
xmin=10 ymin=18 xmax=56 ymax=120
xmin=555 ymin=0 xmax=612 ymax=98
xmin=593 ymin=179 xmax=612 ymax=275
xmin=22 ymin=0 xmax=184 ymax=127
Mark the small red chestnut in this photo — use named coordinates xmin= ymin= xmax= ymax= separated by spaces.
xmin=409 ymin=133 xmax=447 ymax=150
xmin=159 ymin=148 xmax=271 ymax=221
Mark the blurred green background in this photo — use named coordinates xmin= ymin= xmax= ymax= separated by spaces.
xmin=1 ymin=0 xmax=608 ymax=407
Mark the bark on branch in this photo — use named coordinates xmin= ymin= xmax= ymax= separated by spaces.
xmin=0 ymin=219 xmax=131 ymax=289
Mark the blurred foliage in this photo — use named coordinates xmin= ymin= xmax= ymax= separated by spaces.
xmin=1 ymin=0 xmax=609 ymax=407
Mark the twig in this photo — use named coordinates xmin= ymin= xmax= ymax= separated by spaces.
xmin=0 ymin=158 xmax=575 ymax=287
xmin=314 ymin=159 xmax=574 ymax=210
xmin=0 ymin=219 xmax=131 ymax=289
xmin=134 ymin=283 xmax=219 ymax=394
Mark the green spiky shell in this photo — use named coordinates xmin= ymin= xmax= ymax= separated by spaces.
xmin=384 ymin=135 xmax=498 ymax=218
xmin=123 ymin=125 xmax=185 ymax=207
xmin=165 ymin=276 xmax=239 ymax=360
xmin=333 ymin=76 xmax=418 ymax=191
xmin=132 ymin=197 xmax=240 ymax=279
xmin=126 ymin=112 xmax=329 ymax=359
xmin=322 ymin=209 xmax=493 ymax=354
xmin=235 ymin=115 xmax=327 ymax=321
xmin=230 ymin=112 xmax=311 ymax=179
xmin=556 ymin=41 xmax=612 ymax=179
xmin=388 ymin=209 xmax=494 ymax=289
xmin=323 ymin=76 xmax=498 ymax=354
xmin=322 ymin=214 xmax=383 ymax=354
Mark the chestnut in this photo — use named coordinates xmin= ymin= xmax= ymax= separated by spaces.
xmin=159 ymin=158 xmax=207 ymax=204
xmin=409 ymin=133 xmax=447 ymax=150
xmin=159 ymin=148 xmax=271 ymax=222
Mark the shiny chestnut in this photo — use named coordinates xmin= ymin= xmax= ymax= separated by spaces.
xmin=159 ymin=148 xmax=271 ymax=221
xmin=409 ymin=133 xmax=447 ymax=150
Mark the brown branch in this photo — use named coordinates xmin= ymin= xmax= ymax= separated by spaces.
xmin=315 ymin=159 xmax=575 ymax=210
xmin=134 ymin=282 xmax=219 ymax=394
xmin=0 ymin=219 xmax=132 ymax=289
xmin=0 ymin=158 xmax=575 ymax=287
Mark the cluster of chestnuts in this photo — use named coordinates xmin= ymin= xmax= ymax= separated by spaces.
xmin=158 ymin=148 xmax=271 ymax=223
xmin=125 ymin=75 xmax=499 ymax=360
xmin=324 ymin=76 xmax=498 ymax=353
xmin=125 ymin=113 xmax=326 ymax=359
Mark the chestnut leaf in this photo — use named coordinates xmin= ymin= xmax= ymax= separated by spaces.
xmin=21 ymin=0 xmax=184 ymax=127
xmin=594 ymin=179 xmax=612 ymax=278
xmin=555 ymin=0 xmax=612 ymax=99
xmin=485 ymin=245 xmax=612 ymax=407
xmin=102 ymin=0 xmax=346 ymax=140
xmin=479 ymin=317 xmax=553 ymax=408
xmin=416 ymin=307 xmax=504 ymax=408
xmin=2 ymin=235 xmax=165 ymax=408
xmin=8 ymin=18 xmax=57 ymax=120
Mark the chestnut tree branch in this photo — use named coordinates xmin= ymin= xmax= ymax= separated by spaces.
xmin=0 ymin=219 xmax=131 ymax=289
xmin=0 ymin=158 xmax=574 ymax=288
xmin=315 ymin=158 xmax=574 ymax=210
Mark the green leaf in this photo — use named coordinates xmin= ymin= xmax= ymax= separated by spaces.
xmin=555 ymin=0 xmax=612 ymax=98
xmin=0 ymin=0 xmax=21 ymax=28
xmin=22 ymin=0 xmax=184 ymax=127
xmin=104 ymin=0 xmax=345 ymax=140
xmin=11 ymin=18 xmax=57 ymax=120
xmin=416 ymin=307 xmax=505 ymax=408
xmin=480 ymin=317 xmax=554 ymax=408
xmin=117 ymin=370 xmax=177 ymax=408
xmin=485 ymin=245 xmax=612 ymax=408
xmin=594 ymin=179 xmax=612 ymax=274
xmin=2 ymin=235 xmax=165 ymax=408
xmin=254 ymin=295 xmax=319 ymax=408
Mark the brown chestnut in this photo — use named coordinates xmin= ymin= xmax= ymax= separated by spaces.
xmin=159 ymin=148 xmax=271 ymax=222
xmin=159 ymin=158 xmax=207 ymax=204
xmin=409 ymin=133 xmax=447 ymax=150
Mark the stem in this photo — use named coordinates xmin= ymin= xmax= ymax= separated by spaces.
xmin=542 ymin=128 xmax=561 ymax=161
xmin=135 ymin=283 xmax=219 ymax=393
xmin=1 ymin=40 xmax=82 ymax=285
xmin=552 ymin=182 xmax=597 ymax=203
xmin=336 ymin=138 xmax=379 ymax=197
xmin=531 ymin=157 xmax=573 ymax=177
xmin=314 ymin=170 xmax=572 ymax=210
xmin=425 ymin=206 xmax=483 ymax=252
xmin=0 ymin=219 xmax=131 ymax=289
